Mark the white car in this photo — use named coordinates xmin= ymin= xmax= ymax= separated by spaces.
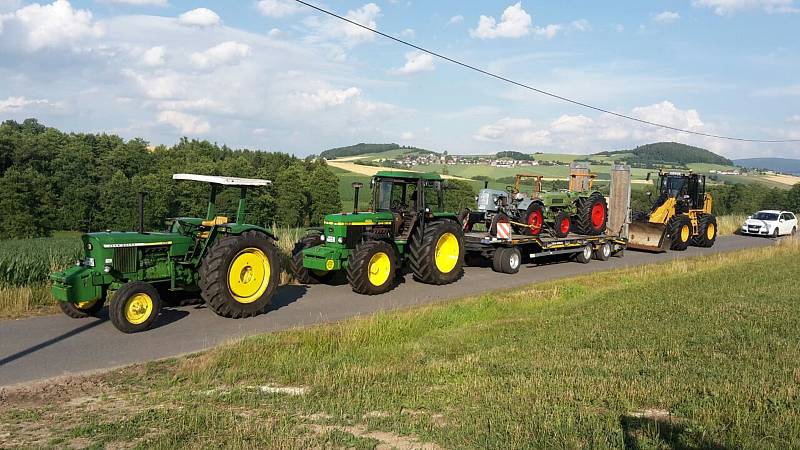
xmin=741 ymin=210 xmax=797 ymax=237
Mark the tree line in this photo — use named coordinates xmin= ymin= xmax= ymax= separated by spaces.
xmin=0 ymin=119 xmax=341 ymax=239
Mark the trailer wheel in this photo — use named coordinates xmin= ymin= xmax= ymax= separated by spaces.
xmin=667 ymin=215 xmax=692 ymax=251
xmin=347 ymin=240 xmax=397 ymax=295
xmin=492 ymin=247 xmax=521 ymax=274
xmin=109 ymin=282 xmax=161 ymax=333
xmin=58 ymin=298 xmax=105 ymax=318
xmin=593 ymin=241 xmax=612 ymax=261
xmin=575 ymin=244 xmax=593 ymax=264
xmin=409 ymin=220 xmax=465 ymax=285
xmin=291 ymin=233 xmax=335 ymax=284
xmin=199 ymin=231 xmax=280 ymax=319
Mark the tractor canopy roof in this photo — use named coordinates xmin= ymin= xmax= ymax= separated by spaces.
xmin=374 ymin=170 xmax=442 ymax=181
xmin=173 ymin=173 xmax=272 ymax=186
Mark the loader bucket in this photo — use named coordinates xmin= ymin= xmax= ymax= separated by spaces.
xmin=628 ymin=221 xmax=668 ymax=252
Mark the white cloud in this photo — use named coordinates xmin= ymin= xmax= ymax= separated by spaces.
xmin=631 ymin=101 xmax=704 ymax=129
xmin=256 ymin=0 xmax=302 ymax=18
xmin=267 ymin=27 xmax=283 ymax=38
xmin=399 ymin=27 xmax=414 ymax=38
xmin=614 ymin=24 xmax=625 ymax=32
xmin=534 ymin=24 xmax=561 ymax=39
xmin=448 ymin=14 xmax=463 ymax=24
xmin=7 ymin=0 xmax=103 ymax=51
xmin=295 ymin=87 xmax=361 ymax=110
xmin=692 ymin=0 xmax=798 ymax=14
xmin=395 ymin=51 xmax=435 ymax=74
xmin=303 ymin=2 xmax=381 ymax=46
xmin=471 ymin=2 xmax=531 ymax=39
xmin=401 ymin=131 xmax=415 ymax=140
xmin=550 ymin=114 xmax=593 ymax=132
xmin=124 ymin=69 xmax=185 ymax=99
xmin=177 ymin=7 xmax=220 ymax=27
xmin=788 ymin=115 xmax=800 ymax=123
xmin=190 ymin=41 xmax=251 ymax=69
xmin=0 ymin=96 xmax=51 ymax=112
xmin=473 ymin=117 xmax=552 ymax=147
xmin=339 ymin=3 xmax=380 ymax=43
xmin=654 ymin=11 xmax=681 ymax=24
xmin=104 ymin=0 xmax=168 ymax=6
xmin=570 ymin=19 xmax=591 ymax=31
xmin=141 ymin=45 xmax=164 ymax=66
xmin=158 ymin=110 xmax=210 ymax=134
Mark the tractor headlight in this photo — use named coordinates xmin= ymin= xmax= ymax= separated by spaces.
xmin=103 ymin=265 xmax=112 ymax=273
xmin=85 ymin=257 xmax=95 ymax=267
xmin=320 ymin=234 xmax=326 ymax=241
xmin=337 ymin=236 xmax=344 ymax=244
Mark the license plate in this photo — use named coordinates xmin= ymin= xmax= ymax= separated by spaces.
xmin=326 ymin=235 xmax=335 ymax=243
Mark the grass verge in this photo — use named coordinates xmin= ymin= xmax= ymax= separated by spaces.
xmin=2 ymin=239 xmax=798 ymax=449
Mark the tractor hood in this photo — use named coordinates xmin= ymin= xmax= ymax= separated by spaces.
xmin=323 ymin=211 xmax=394 ymax=225
xmin=477 ymin=189 xmax=507 ymax=212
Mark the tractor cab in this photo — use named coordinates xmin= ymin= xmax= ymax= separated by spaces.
xmin=650 ymin=171 xmax=707 ymax=214
xmin=371 ymin=172 xmax=446 ymax=237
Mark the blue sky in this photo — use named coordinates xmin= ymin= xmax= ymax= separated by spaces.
xmin=0 ymin=0 xmax=798 ymax=158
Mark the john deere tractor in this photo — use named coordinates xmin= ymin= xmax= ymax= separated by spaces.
xmin=50 ymin=174 xmax=281 ymax=333
xmin=462 ymin=174 xmax=608 ymax=238
xmin=628 ymin=170 xmax=716 ymax=252
xmin=291 ymin=171 xmax=464 ymax=295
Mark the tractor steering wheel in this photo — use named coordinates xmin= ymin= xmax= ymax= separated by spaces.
xmin=391 ymin=199 xmax=407 ymax=211
xmin=505 ymin=185 xmax=515 ymax=194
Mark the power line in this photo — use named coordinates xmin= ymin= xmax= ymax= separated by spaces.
xmin=293 ymin=0 xmax=800 ymax=144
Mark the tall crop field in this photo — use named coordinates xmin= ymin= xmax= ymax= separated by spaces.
xmin=0 ymin=237 xmax=82 ymax=286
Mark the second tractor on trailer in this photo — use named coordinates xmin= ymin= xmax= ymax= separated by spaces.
xmin=292 ymin=171 xmax=465 ymax=295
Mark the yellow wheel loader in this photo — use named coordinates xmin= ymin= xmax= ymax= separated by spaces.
xmin=628 ymin=171 xmax=717 ymax=252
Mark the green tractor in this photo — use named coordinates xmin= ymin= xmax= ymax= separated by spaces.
xmin=50 ymin=174 xmax=281 ymax=333
xmin=291 ymin=171 xmax=464 ymax=295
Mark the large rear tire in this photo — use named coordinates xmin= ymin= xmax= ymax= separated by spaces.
xmin=409 ymin=220 xmax=465 ymax=285
xmin=574 ymin=192 xmax=608 ymax=236
xmin=667 ymin=215 xmax=692 ymax=251
xmin=291 ymin=233 xmax=335 ymax=284
xmin=109 ymin=281 xmax=161 ymax=333
xmin=522 ymin=202 xmax=545 ymax=236
xmin=692 ymin=214 xmax=717 ymax=248
xmin=58 ymin=298 xmax=105 ymax=318
xmin=199 ymin=231 xmax=280 ymax=319
xmin=346 ymin=240 xmax=397 ymax=295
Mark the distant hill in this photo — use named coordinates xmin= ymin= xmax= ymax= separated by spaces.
xmin=320 ymin=143 xmax=435 ymax=159
xmin=595 ymin=142 xmax=733 ymax=166
xmin=495 ymin=151 xmax=534 ymax=161
xmin=734 ymin=158 xmax=800 ymax=175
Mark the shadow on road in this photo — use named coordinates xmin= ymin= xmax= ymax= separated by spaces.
xmin=0 ymin=316 xmax=107 ymax=367
xmin=270 ymin=285 xmax=308 ymax=311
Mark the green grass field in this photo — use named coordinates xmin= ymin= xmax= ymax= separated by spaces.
xmin=2 ymin=240 xmax=798 ymax=449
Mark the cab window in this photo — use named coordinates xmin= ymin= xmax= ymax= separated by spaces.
xmin=423 ymin=180 xmax=444 ymax=212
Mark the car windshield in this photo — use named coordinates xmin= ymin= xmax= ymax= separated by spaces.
xmin=752 ymin=212 xmax=779 ymax=221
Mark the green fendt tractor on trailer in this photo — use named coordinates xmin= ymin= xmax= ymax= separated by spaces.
xmin=50 ymin=174 xmax=281 ymax=333
xmin=291 ymin=171 xmax=464 ymax=295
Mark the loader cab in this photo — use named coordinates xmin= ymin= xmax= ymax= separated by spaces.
xmin=657 ymin=172 xmax=706 ymax=211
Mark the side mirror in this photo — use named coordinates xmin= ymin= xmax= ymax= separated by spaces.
xmin=747 ymin=215 xmax=752 ymax=219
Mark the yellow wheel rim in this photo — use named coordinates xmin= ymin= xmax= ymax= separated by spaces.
xmin=75 ymin=299 xmax=97 ymax=310
xmin=435 ymin=232 xmax=460 ymax=273
xmin=124 ymin=293 xmax=153 ymax=325
xmin=707 ymin=223 xmax=716 ymax=240
xmin=367 ymin=252 xmax=391 ymax=287
xmin=228 ymin=248 xmax=270 ymax=304
xmin=680 ymin=224 xmax=690 ymax=242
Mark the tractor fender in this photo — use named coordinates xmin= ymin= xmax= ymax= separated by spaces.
xmin=224 ymin=224 xmax=278 ymax=242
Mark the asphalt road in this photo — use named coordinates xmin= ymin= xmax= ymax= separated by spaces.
xmin=0 ymin=235 xmax=777 ymax=387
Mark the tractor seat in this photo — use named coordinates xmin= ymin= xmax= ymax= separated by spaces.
xmin=201 ymin=216 xmax=229 ymax=227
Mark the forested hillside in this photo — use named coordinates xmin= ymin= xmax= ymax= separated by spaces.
xmin=596 ymin=142 xmax=733 ymax=166
xmin=320 ymin=143 xmax=434 ymax=159
xmin=0 ymin=119 xmax=341 ymax=239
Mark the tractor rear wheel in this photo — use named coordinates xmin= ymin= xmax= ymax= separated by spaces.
xmin=523 ymin=202 xmax=545 ymax=236
xmin=692 ymin=214 xmax=717 ymax=248
xmin=109 ymin=281 xmax=161 ymax=333
xmin=667 ymin=215 xmax=692 ymax=251
xmin=199 ymin=231 xmax=280 ymax=319
xmin=574 ymin=192 xmax=607 ymax=235
xmin=58 ymin=298 xmax=105 ymax=318
xmin=291 ymin=233 xmax=335 ymax=284
xmin=346 ymin=240 xmax=397 ymax=295
xmin=552 ymin=210 xmax=571 ymax=238
xmin=409 ymin=220 xmax=464 ymax=285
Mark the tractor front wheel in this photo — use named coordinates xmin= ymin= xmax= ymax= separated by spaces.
xmin=409 ymin=220 xmax=464 ymax=285
xmin=58 ymin=298 xmax=105 ymax=319
xmin=291 ymin=233 xmax=335 ymax=284
xmin=668 ymin=215 xmax=692 ymax=251
xmin=552 ymin=210 xmax=571 ymax=238
xmin=199 ymin=231 xmax=280 ymax=319
xmin=523 ymin=202 xmax=545 ymax=236
xmin=347 ymin=240 xmax=397 ymax=295
xmin=109 ymin=282 xmax=161 ymax=333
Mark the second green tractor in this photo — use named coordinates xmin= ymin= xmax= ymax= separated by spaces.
xmin=292 ymin=171 xmax=465 ymax=295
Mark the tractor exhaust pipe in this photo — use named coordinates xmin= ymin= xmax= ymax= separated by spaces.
xmin=138 ymin=191 xmax=147 ymax=234
xmin=352 ymin=182 xmax=363 ymax=213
